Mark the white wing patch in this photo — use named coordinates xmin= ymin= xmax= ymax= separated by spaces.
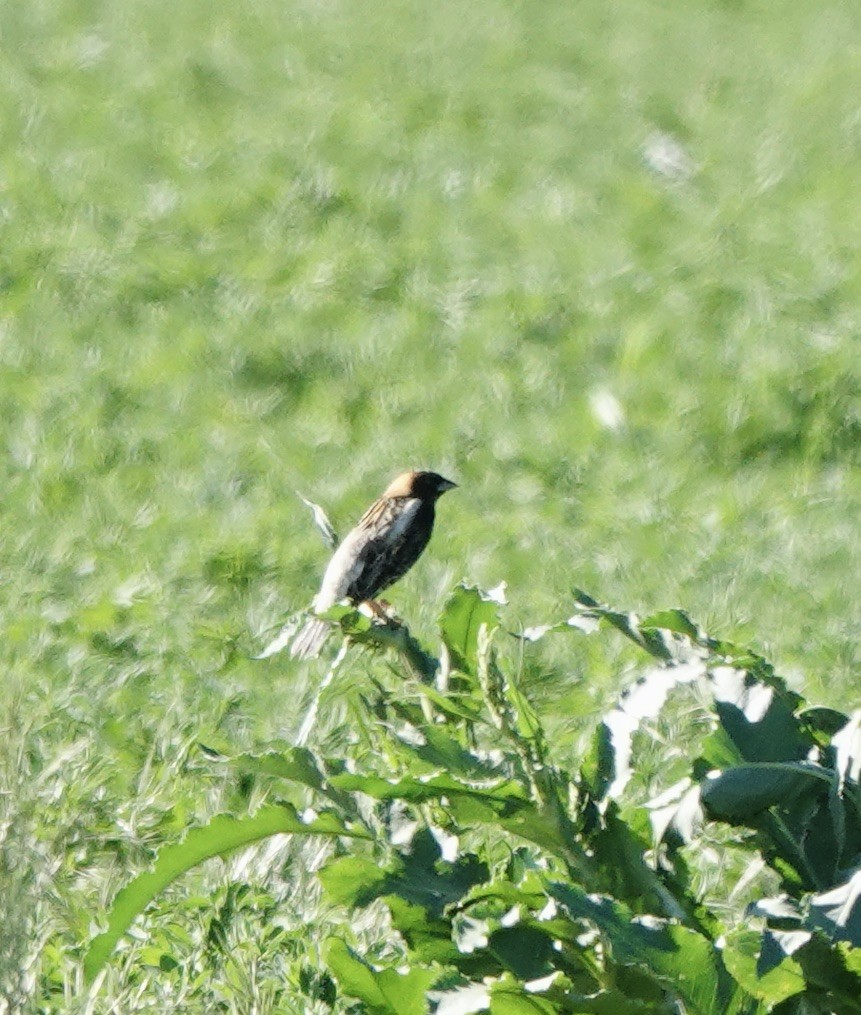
xmin=383 ymin=497 xmax=421 ymax=545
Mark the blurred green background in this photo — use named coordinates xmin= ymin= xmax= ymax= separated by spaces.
xmin=3 ymin=0 xmax=861 ymax=1007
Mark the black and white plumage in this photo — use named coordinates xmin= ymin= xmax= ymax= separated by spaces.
xmin=290 ymin=470 xmax=457 ymax=659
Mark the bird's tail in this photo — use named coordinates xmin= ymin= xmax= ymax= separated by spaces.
xmin=290 ymin=617 xmax=330 ymax=659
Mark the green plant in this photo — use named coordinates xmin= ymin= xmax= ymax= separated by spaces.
xmin=84 ymin=584 xmax=861 ymax=1013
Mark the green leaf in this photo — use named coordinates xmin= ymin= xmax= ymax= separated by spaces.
xmin=585 ymin=802 xmax=706 ymax=927
xmin=383 ymin=698 xmax=502 ymax=779
xmin=323 ymin=938 xmax=434 ymax=1015
xmin=700 ymin=763 xmax=832 ymax=821
xmin=550 ymin=991 xmax=660 ymax=1014
xmin=570 ymin=591 xmax=673 ymax=661
xmin=418 ymin=684 xmax=487 ymax=724
xmin=490 ymin=975 xmax=661 ymax=1014
xmin=489 ymin=983 xmax=556 ymax=1014
xmin=321 ymin=829 xmax=488 ymax=926
xmin=791 ymin=934 xmax=861 ymax=1011
xmin=386 ymin=896 xmax=463 ymax=966
xmin=388 ymin=828 xmax=489 ymax=917
xmin=459 ymin=875 xmax=547 ymax=916
xmin=487 ymin=926 xmax=557 ymax=980
xmin=549 ymin=882 xmax=733 ymax=1015
xmin=801 ymin=707 xmax=850 ymax=738
xmin=808 ymin=869 xmax=861 ymax=947
xmin=700 ymin=762 xmax=846 ymax=890
xmin=500 ymin=670 xmax=543 ymax=744
xmin=440 ymin=583 xmax=503 ymax=675
xmin=580 ymin=721 xmax=615 ymax=802
xmin=319 ymin=855 xmax=389 ymax=908
xmin=710 ymin=666 xmax=812 ymax=764
xmin=231 ymin=747 xmax=328 ymax=793
xmin=698 ymin=725 xmax=745 ymax=771
xmin=721 ymin=928 xmax=806 ymax=1005
xmin=84 ymin=804 xmax=368 ymax=981
xmin=328 ymin=769 xmax=530 ymax=813
xmin=641 ymin=608 xmax=704 ymax=641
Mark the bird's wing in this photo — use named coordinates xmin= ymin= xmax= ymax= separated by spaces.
xmin=349 ymin=498 xmax=431 ymax=601
xmin=314 ymin=497 xmax=428 ymax=609
xmin=313 ymin=526 xmax=369 ymax=611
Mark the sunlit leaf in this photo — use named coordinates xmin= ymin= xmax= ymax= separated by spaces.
xmin=84 ymin=804 xmax=367 ymax=981
xmin=319 ymin=855 xmax=389 ymax=908
xmin=230 ymin=747 xmax=329 ymax=793
xmin=721 ymin=928 xmax=806 ymax=1005
xmin=641 ymin=609 xmax=705 ymax=641
xmin=441 ymin=584 xmax=503 ymax=675
xmin=323 ymin=938 xmax=435 ymax=1015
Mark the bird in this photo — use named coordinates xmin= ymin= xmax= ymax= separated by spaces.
xmin=290 ymin=470 xmax=457 ymax=659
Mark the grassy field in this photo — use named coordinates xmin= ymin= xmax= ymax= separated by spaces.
xmin=3 ymin=0 xmax=861 ymax=1009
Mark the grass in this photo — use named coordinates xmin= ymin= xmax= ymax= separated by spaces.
xmin=2 ymin=0 xmax=860 ymax=1009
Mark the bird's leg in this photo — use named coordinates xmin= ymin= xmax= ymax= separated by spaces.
xmin=359 ymin=599 xmax=400 ymax=625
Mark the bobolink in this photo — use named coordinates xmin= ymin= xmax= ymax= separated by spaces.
xmin=291 ymin=470 xmax=457 ymax=659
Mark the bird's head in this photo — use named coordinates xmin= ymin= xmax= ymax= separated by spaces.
xmin=384 ymin=470 xmax=458 ymax=501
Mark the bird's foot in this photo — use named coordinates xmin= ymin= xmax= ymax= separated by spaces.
xmin=359 ymin=599 xmax=400 ymax=625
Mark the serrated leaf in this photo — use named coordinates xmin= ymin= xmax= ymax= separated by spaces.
xmin=580 ymin=802 xmax=704 ymax=925
xmin=709 ymin=666 xmax=812 ymax=763
xmin=386 ymin=896 xmax=463 ymax=967
xmin=548 ymin=991 xmax=658 ymax=1014
xmin=570 ymin=592 xmax=672 ymax=661
xmin=801 ymin=707 xmax=851 ymax=738
xmin=580 ymin=721 xmax=615 ymax=802
xmin=641 ymin=608 xmax=704 ymax=641
xmin=698 ymin=725 xmax=745 ymax=771
xmin=319 ymin=855 xmax=389 ymax=908
xmin=440 ymin=584 xmax=503 ymax=675
xmin=500 ymin=672 xmax=543 ymax=744
xmin=549 ymin=882 xmax=733 ymax=1015
xmin=489 ymin=983 xmax=555 ymax=1014
xmin=419 ymin=685 xmax=486 ymax=724
xmin=84 ymin=804 xmax=367 ymax=981
xmin=323 ymin=938 xmax=434 ymax=1015
xmin=328 ymin=769 xmax=529 ymax=812
xmin=231 ymin=747 xmax=328 ymax=793
xmin=808 ymin=868 xmax=861 ymax=946
xmin=383 ymin=699 xmax=501 ymax=780
xmin=721 ymin=928 xmax=806 ymax=1005
xmin=387 ymin=829 xmax=489 ymax=917
xmin=322 ymin=829 xmax=488 ymax=925
xmin=458 ymin=877 xmax=547 ymax=916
